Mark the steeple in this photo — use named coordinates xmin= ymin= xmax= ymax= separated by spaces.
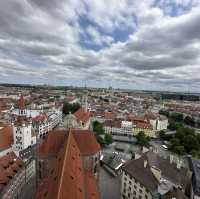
xmin=18 ymin=94 xmax=26 ymax=116
xmin=81 ymin=91 xmax=88 ymax=112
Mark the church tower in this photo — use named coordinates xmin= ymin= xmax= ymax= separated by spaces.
xmin=12 ymin=95 xmax=36 ymax=152
xmin=18 ymin=95 xmax=27 ymax=116
xmin=81 ymin=92 xmax=88 ymax=112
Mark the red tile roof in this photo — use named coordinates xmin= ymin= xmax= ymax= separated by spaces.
xmin=37 ymin=130 xmax=68 ymax=157
xmin=32 ymin=114 xmax=48 ymax=123
xmin=72 ymin=129 xmax=100 ymax=156
xmin=74 ymin=108 xmax=90 ymax=124
xmin=0 ymin=152 xmax=24 ymax=188
xmin=36 ymin=129 xmax=100 ymax=199
xmin=0 ymin=126 xmax=13 ymax=150
xmin=134 ymin=121 xmax=153 ymax=130
xmin=85 ymin=171 xmax=100 ymax=199
xmin=104 ymin=112 xmax=117 ymax=120
xmin=104 ymin=119 xmax=122 ymax=128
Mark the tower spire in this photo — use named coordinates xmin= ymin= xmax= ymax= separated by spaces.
xmin=18 ymin=94 xmax=26 ymax=116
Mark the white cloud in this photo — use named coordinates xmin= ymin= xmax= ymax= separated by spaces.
xmin=0 ymin=0 xmax=199 ymax=91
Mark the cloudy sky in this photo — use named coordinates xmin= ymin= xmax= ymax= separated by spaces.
xmin=0 ymin=0 xmax=200 ymax=92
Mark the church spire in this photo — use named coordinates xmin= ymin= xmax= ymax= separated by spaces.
xmin=18 ymin=94 xmax=26 ymax=116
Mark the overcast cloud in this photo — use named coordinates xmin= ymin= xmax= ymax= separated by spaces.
xmin=0 ymin=0 xmax=200 ymax=92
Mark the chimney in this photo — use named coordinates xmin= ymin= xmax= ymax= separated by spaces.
xmin=144 ymin=160 xmax=148 ymax=168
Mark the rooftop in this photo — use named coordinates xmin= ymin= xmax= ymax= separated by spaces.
xmin=0 ymin=152 xmax=23 ymax=193
xmin=122 ymin=151 xmax=191 ymax=193
xmin=0 ymin=126 xmax=13 ymax=151
xmin=36 ymin=129 xmax=100 ymax=199
xmin=74 ymin=108 xmax=90 ymax=124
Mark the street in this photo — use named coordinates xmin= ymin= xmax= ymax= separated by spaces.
xmin=99 ymin=167 xmax=121 ymax=199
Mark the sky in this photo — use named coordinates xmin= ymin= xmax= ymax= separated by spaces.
xmin=0 ymin=0 xmax=200 ymax=92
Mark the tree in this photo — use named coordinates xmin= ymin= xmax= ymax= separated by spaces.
xmin=159 ymin=130 xmax=166 ymax=140
xmin=170 ymin=138 xmax=180 ymax=147
xmin=173 ymin=146 xmax=185 ymax=155
xmin=170 ymin=112 xmax=183 ymax=122
xmin=184 ymin=116 xmax=195 ymax=127
xmin=62 ymin=102 xmax=81 ymax=115
xmin=104 ymin=134 xmax=113 ymax=145
xmin=159 ymin=110 xmax=169 ymax=117
xmin=168 ymin=122 xmax=183 ymax=131
xmin=183 ymin=135 xmax=199 ymax=153
xmin=96 ymin=135 xmax=105 ymax=146
xmin=92 ymin=121 xmax=104 ymax=135
xmin=136 ymin=131 xmax=150 ymax=147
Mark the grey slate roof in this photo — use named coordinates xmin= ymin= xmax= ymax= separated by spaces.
xmin=122 ymin=151 xmax=191 ymax=193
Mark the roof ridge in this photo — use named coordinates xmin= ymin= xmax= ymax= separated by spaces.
xmin=56 ymin=129 xmax=72 ymax=199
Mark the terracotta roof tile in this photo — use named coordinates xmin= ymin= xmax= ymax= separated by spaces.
xmin=35 ymin=130 xmax=100 ymax=199
xmin=0 ymin=126 xmax=13 ymax=151
xmin=0 ymin=152 xmax=24 ymax=188
xmin=85 ymin=171 xmax=100 ymax=199
xmin=74 ymin=108 xmax=90 ymax=124
xmin=72 ymin=129 xmax=100 ymax=156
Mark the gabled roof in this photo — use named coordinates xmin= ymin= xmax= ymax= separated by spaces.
xmin=74 ymin=108 xmax=90 ymax=124
xmin=122 ymin=151 xmax=191 ymax=193
xmin=36 ymin=129 xmax=100 ymax=199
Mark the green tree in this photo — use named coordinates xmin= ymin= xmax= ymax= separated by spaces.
xmin=173 ymin=145 xmax=185 ymax=155
xmin=170 ymin=112 xmax=183 ymax=122
xmin=184 ymin=116 xmax=195 ymax=127
xmin=170 ymin=138 xmax=180 ymax=147
xmin=62 ymin=102 xmax=81 ymax=115
xmin=136 ymin=131 xmax=150 ymax=147
xmin=168 ymin=122 xmax=183 ymax=131
xmin=96 ymin=135 xmax=105 ymax=146
xmin=93 ymin=121 xmax=104 ymax=135
xmin=159 ymin=130 xmax=166 ymax=140
xmin=183 ymin=135 xmax=199 ymax=153
xmin=104 ymin=134 xmax=113 ymax=145
xmin=159 ymin=110 xmax=169 ymax=117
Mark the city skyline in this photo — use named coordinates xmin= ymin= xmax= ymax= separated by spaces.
xmin=0 ymin=0 xmax=200 ymax=92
